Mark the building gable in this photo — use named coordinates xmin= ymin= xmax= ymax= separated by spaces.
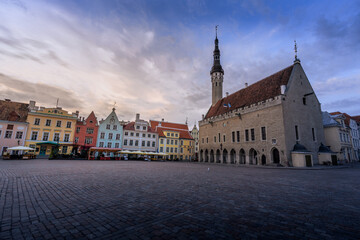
xmin=205 ymin=65 xmax=293 ymax=119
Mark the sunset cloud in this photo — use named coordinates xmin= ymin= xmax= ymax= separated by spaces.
xmin=0 ymin=0 xmax=359 ymax=125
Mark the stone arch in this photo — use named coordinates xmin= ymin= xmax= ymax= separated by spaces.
xmin=230 ymin=149 xmax=236 ymax=164
xmin=205 ymin=149 xmax=209 ymax=162
xmin=200 ymin=149 xmax=203 ymax=162
xmin=239 ymin=149 xmax=246 ymax=164
xmin=249 ymin=148 xmax=258 ymax=165
xmin=223 ymin=149 xmax=228 ymax=164
xmin=210 ymin=149 xmax=214 ymax=163
xmin=216 ymin=149 xmax=221 ymax=163
xmin=261 ymin=154 xmax=266 ymax=165
xmin=272 ymin=148 xmax=280 ymax=164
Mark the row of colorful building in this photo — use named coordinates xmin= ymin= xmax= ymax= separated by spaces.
xmin=0 ymin=99 xmax=196 ymax=160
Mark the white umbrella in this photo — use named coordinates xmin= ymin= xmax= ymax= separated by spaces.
xmin=7 ymin=146 xmax=35 ymax=151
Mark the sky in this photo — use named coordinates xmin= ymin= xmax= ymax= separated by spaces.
xmin=0 ymin=0 xmax=359 ymax=126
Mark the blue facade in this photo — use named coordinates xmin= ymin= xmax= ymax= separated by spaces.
xmin=96 ymin=108 xmax=123 ymax=149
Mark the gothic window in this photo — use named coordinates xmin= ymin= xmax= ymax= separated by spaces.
xmin=245 ymin=130 xmax=249 ymax=142
xmin=236 ymin=131 xmax=240 ymax=142
xmin=261 ymin=127 xmax=266 ymax=141
xmin=295 ymin=125 xmax=299 ymax=141
xmin=312 ymin=128 xmax=316 ymax=141
xmin=251 ymin=128 xmax=255 ymax=141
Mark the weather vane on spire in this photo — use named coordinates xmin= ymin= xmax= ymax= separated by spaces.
xmin=112 ymin=101 xmax=116 ymax=111
xmin=294 ymin=40 xmax=300 ymax=63
xmin=215 ymin=25 xmax=219 ymax=38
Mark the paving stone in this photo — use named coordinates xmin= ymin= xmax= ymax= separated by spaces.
xmin=0 ymin=160 xmax=359 ymax=239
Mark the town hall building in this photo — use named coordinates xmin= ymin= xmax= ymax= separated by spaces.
xmin=199 ymin=33 xmax=329 ymax=167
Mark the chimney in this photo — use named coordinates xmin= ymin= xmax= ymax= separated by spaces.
xmin=245 ymin=83 xmax=248 ymax=88
xmin=202 ymin=114 xmax=204 ymax=120
xmin=136 ymin=113 xmax=140 ymax=121
xmin=5 ymin=99 xmax=11 ymax=102
xmin=75 ymin=110 xmax=79 ymax=117
xmin=161 ymin=118 xmax=164 ymax=122
xmin=29 ymin=100 xmax=36 ymax=110
xmin=39 ymin=106 xmax=45 ymax=111
xmin=226 ymin=92 xmax=229 ymax=97
xmin=280 ymin=85 xmax=286 ymax=95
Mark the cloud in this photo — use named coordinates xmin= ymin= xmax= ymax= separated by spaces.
xmin=322 ymin=98 xmax=360 ymax=116
xmin=0 ymin=0 xmax=359 ymax=127
xmin=0 ymin=73 xmax=84 ymax=111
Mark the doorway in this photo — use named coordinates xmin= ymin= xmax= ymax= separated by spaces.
xmin=39 ymin=145 xmax=47 ymax=155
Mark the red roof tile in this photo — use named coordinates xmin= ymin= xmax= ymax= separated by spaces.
xmin=352 ymin=115 xmax=360 ymax=123
xmin=149 ymin=120 xmax=193 ymax=140
xmin=331 ymin=112 xmax=359 ymax=126
xmin=0 ymin=100 xmax=29 ymax=122
xmin=205 ymin=65 xmax=294 ymax=119
xmin=124 ymin=121 xmax=157 ymax=133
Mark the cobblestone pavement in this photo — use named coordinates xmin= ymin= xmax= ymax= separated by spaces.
xmin=0 ymin=160 xmax=359 ymax=240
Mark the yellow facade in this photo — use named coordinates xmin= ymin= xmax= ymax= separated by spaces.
xmin=158 ymin=130 xmax=195 ymax=160
xmin=25 ymin=107 xmax=77 ymax=156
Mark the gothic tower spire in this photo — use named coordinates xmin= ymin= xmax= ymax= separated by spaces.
xmin=211 ymin=25 xmax=224 ymax=106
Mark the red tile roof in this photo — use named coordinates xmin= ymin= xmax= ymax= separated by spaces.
xmin=149 ymin=120 xmax=193 ymax=140
xmin=205 ymin=65 xmax=294 ymax=119
xmin=76 ymin=111 xmax=98 ymax=126
xmin=0 ymin=100 xmax=29 ymax=122
xmin=352 ymin=115 xmax=360 ymax=123
xmin=124 ymin=121 xmax=157 ymax=133
xmin=330 ymin=112 xmax=358 ymax=126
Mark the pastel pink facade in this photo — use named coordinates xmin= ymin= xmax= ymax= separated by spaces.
xmin=0 ymin=121 xmax=28 ymax=154
xmin=0 ymin=99 xmax=30 ymax=154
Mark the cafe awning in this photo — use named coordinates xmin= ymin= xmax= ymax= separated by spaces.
xmin=7 ymin=146 xmax=35 ymax=151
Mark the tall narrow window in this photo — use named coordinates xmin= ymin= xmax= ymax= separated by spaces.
xmin=261 ymin=127 xmax=266 ymax=141
xmin=251 ymin=128 xmax=255 ymax=141
xmin=232 ymin=131 xmax=235 ymax=142
xmin=236 ymin=131 xmax=240 ymax=142
xmin=214 ymin=136 xmax=216 ymax=143
xmin=31 ymin=131 xmax=38 ymax=141
xmin=245 ymin=130 xmax=249 ymax=142
xmin=218 ymin=133 xmax=221 ymax=142
xmin=223 ymin=135 xmax=226 ymax=142
xmin=295 ymin=125 xmax=299 ymax=141
xmin=312 ymin=128 xmax=316 ymax=141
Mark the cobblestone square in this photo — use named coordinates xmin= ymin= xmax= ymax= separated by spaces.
xmin=0 ymin=160 xmax=359 ymax=239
